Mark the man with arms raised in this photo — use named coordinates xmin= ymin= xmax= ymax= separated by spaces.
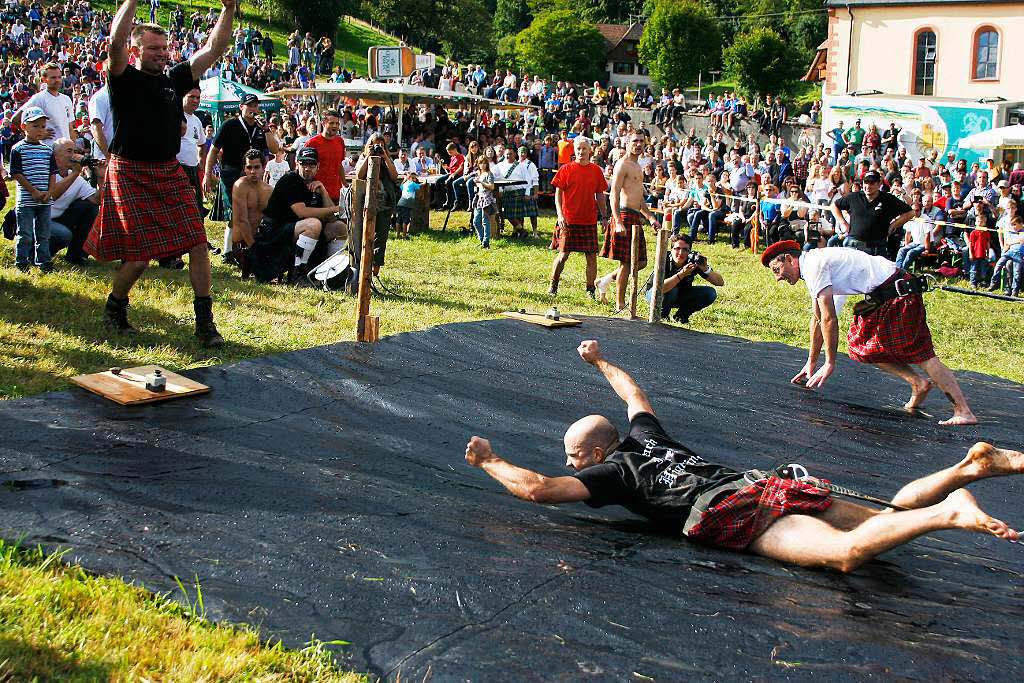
xmin=466 ymin=341 xmax=1019 ymax=572
xmin=595 ymin=130 xmax=661 ymax=309
xmin=549 ymin=136 xmax=607 ymax=297
xmin=83 ymin=0 xmax=237 ymax=347
xmin=762 ymin=238 xmax=976 ymax=425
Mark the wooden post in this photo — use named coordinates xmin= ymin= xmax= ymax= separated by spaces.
xmin=751 ymin=197 xmax=760 ymax=255
xmin=348 ymin=178 xmax=366 ymax=296
xmin=648 ymin=228 xmax=670 ymax=324
xmin=629 ymin=223 xmax=641 ymax=319
xmin=356 ymin=158 xmax=381 ymax=342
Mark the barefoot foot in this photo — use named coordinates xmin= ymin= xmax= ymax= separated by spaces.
xmin=945 ymin=489 xmax=1019 ymax=540
xmin=904 ymin=379 xmax=934 ymax=411
xmin=965 ymin=442 xmax=1024 ymax=477
xmin=939 ymin=412 xmax=979 ymax=426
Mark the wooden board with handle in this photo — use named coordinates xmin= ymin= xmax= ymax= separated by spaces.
xmin=501 ymin=311 xmax=582 ymax=328
xmin=70 ymin=365 xmax=210 ymax=406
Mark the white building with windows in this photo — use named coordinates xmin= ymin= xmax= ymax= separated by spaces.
xmin=810 ymin=0 xmax=1024 ymax=165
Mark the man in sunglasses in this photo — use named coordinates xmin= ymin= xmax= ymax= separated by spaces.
xmin=762 ymin=238 xmax=976 ymax=426
xmin=830 ymin=169 xmax=913 ymax=258
xmin=465 ymin=340 xmax=1017 ymax=571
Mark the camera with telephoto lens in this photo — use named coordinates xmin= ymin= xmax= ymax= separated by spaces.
xmin=687 ymin=251 xmax=707 ymax=269
xmin=73 ymin=152 xmax=102 ymax=169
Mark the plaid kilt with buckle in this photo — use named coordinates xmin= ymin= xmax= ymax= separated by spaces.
xmin=600 ymin=208 xmax=648 ymax=264
xmin=550 ymin=223 xmax=598 ymax=253
xmin=685 ymin=475 xmax=833 ymax=550
xmin=848 ymin=293 xmax=936 ymax=365
xmin=84 ymin=155 xmax=205 ymax=262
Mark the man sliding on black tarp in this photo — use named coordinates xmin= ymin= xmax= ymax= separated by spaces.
xmin=465 ymin=340 xmax=1021 ymax=572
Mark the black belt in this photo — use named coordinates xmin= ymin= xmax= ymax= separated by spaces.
xmin=867 ymin=270 xmax=933 ymax=304
xmin=853 ymin=270 xmax=933 ymax=316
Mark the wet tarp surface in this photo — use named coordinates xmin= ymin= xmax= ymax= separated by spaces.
xmin=2 ymin=316 xmax=1023 ymax=681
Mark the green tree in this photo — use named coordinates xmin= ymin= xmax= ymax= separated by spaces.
xmin=365 ymin=0 xmax=491 ymax=60
xmin=515 ymin=10 xmax=607 ymax=82
xmin=271 ymin=0 xmax=350 ymax=38
xmin=637 ymin=0 xmax=721 ymax=89
xmin=495 ymin=34 xmax=519 ymax=69
xmin=494 ymin=0 xmax=532 ymax=36
xmin=723 ymin=26 xmax=805 ymax=97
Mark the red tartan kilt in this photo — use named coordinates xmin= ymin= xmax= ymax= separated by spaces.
xmin=848 ymin=293 xmax=936 ymax=365
xmin=685 ymin=476 xmax=832 ymax=550
xmin=550 ymin=223 xmax=598 ymax=253
xmin=85 ymin=155 xmax=205 ymax=262
xmin=600 ymin=210 xmax=648 ymax=264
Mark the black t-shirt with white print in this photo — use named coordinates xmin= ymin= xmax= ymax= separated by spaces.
xmin=573 ymin=412 xmax=745 ymax=527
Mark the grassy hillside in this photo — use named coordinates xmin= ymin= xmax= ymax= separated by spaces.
xmin=89 ymin=1 xmax=399 ymax=76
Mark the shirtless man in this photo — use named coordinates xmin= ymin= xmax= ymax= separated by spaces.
xmin=466 ymin=340 xmax=1020 ymax=573
xmin=596 ymin=131 xmax=661 ymax=309
xmin=231 ymin=149 xmax=273 ymax=250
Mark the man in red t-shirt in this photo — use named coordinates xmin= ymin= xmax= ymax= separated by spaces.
xmin=549 ymin=136 xmax=608 ymax=296
xmin=304 ymin=109 xmax=346 ymax=203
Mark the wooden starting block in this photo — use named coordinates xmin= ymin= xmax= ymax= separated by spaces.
xmin=70 ymin=365 xmax=210 ymax=405
xmin=501 ymin=311 xmax=582 ymax=328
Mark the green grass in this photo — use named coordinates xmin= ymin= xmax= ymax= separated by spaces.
xmin=89 ymin=1 xmax=399 ymax=76
xmin=0 ymin=538 xmax=364 ymax=681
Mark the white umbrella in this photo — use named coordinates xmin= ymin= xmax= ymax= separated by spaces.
xmin=957 ymin=124 xmax=1024 ymax=150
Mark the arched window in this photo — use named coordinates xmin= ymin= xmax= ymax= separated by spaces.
xmin=913 ymin=29 xmax=936 ymax=95
xmin=974 ymin=28 xmax=999 ymax=80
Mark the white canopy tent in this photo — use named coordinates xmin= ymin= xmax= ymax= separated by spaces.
xmin=271 ymin=80 xmax=538 ymax=146
xmin=957 ymin=124 xmax=1024 ymax=150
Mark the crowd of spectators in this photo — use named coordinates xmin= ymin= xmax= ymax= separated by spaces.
xmin=1 ymin=0 xmax=1018 ymax=297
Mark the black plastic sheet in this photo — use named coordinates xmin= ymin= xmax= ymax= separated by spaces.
xmin=2 ymin=316 xmax=1023 ymax=680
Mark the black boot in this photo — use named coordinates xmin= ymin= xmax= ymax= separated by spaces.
xmin=102 ymin=294 xmax=136 ymax=334
xmin=193 ymin=296 xmax=224 ymax=348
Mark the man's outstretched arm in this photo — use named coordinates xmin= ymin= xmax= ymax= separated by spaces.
xmin=465 ymin=437 xmax=590 ymax=504
xmin=577 ymin=340 xmax=654 ymax=420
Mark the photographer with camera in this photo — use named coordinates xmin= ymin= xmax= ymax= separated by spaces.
xmin=354 ymin=133 xmax=400 ymax=276
xmin=644 ymin=233 xmax=724 ymax=324
xmin=204 ymin=93 xmax=282 ymax=254
xmin=49 ymin=138 xmax=100 ymax=265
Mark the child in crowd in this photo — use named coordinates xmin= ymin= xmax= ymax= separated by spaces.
xmin=10 ymin=106 xmax=57 ymax=273
xmin=988 ymin=211 xmax=1023 ymax=296
xmin=264 ymin=148 xmax=290 ymax=188
xmin=894 ymin=200 xmax=934 ymax=271
xmin=470 ymin=156 xmax=495 ymax=248
xmin=395 ymin=172 xmax=421 ymax=239
xmin=966 ymin=212 xmax=991 ymax=288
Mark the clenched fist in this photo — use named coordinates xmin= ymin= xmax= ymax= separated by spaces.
xmin=465 ymin=436 xmax=494 ymax=467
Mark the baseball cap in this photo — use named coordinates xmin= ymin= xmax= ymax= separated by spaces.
xmin=998 ymin=179 xmax=1009 ymax=188
xmin=862 ymin=170 xmax=882 ymax=183
xmin=296 ymin=147 xmax=319 ymax=164
xmin=22 ymin=106 xmax=47 ymax=122
xmin=240 ymin=94 xmax=259 ymax=106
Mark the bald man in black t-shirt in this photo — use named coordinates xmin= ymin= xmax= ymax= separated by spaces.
xmin=83 ymin=0 xmax=237 ymax=347
xmin=465 ymin=341 xmax=1022 ymax=572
